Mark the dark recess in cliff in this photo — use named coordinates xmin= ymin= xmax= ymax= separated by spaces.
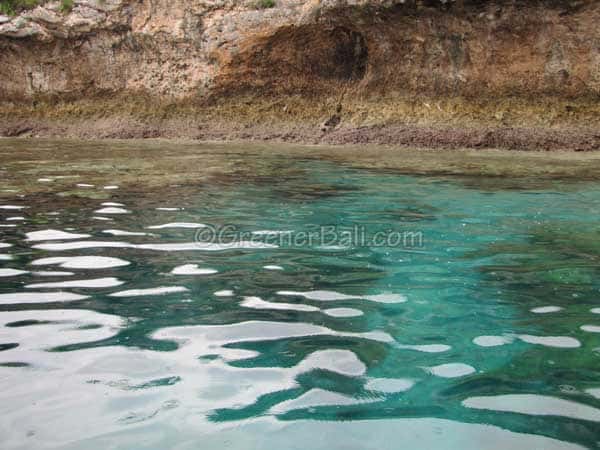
xmin=213 ymin=24 xmax=370 ymax=97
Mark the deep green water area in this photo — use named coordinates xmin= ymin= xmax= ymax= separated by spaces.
xmin=1 ymin=140 xmax=600 ymax=449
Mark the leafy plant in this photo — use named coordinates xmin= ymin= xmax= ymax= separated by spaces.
xmin=59 ymin=0 xmax=72 ymax=13
xmin=0 ymin=0 xmax=40 ymax=16
xmin=253 ymin=0 xmax=275 ymax=9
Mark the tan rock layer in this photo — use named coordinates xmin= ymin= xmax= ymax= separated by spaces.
xmin=1 ymin=0 xmax=599 ymax=101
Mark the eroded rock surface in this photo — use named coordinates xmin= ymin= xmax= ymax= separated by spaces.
xmin=1 ymin=0 xmax=599 ymax=100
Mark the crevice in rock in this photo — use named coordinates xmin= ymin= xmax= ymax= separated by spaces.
xmin=213 ymin=24 xmax=369 ymax=96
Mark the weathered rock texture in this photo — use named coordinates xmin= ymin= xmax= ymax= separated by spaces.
xmin=0 ymin=0 xmax=599 ymax=146
xmin=1 ymin=0 xmax=599 ymax=99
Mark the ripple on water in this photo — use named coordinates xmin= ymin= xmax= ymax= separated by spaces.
xmin=25 ymin=230 xmax=91 ymax=241
xmin=518 ymin=335 xmax=581 ymax=348
xmin=277 ymin=290 xmax=406 ymax=303
xmin=241 ymin=296 xmax=319 ymax=313
xmin=152 ymin=321 xmax=394 ymax=347
xmin=197 ymin=419 xmax=586 ymax=450
xmin=31 ymin=271 xmax=75 ymax=277
xmin=0 ymin=269 xmax=28 ymax=277
xmin=31 ymin=256 xmax=130 ymax=269
xmin=0 ymin=292 xmax=88 ymax=305
xmin=214 ymin=290 xmax=234 ymax=297
xmin=473 ymin=335 xmax=514 ymax=347
xmin=398 ymin=344 xmax=451 ymax=353
xmin=171 ymin=264 xmax=218 ymax=275
xmin=365 ymin=378 xmax=416 ymax=393
xmin=271 ymin=388 xmax=370 ymax=414
xmin=322 ymin=307 xmax=364 ymax=318
xmin=530 ymin=306 xmax=563 ymax=314
xmin=94 ymin=207 xmax=130 ymax=214
xmin=31 ymin=238 xmax=278 ymax=251
xmin=25 ymin=277 xmax=124 ymax=289
xmin=587 ymin=388 xmax=600 ymax=399
xmin=109 ymin=286 xmax=189 ymax=297
xmin=463 ymin=394 xmax=600 ymax=422
xmin=147 ymin=222 xmax=207 ymax=229
xmin=0 ymin=309 xmax=125 ymax=360
xmin=33 ymin=241 xmax=133 ymax=251
xmin=426 ymin=363 xmax=476 ymax=378
xmin=102 ymin=229 xmax=149 ymax=236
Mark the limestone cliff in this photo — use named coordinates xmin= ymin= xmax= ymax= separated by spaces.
xmin=1 ymin=0 xmax=599 ymax=98
xmin=0 ymin=0 xmax=599 ymax=146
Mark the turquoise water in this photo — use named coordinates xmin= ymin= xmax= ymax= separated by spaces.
xmin=1 ymin=155 xmax=600 ymax=449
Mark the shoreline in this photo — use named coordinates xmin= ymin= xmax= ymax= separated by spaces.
xmin=1 ymin=94 xmax=599 ymax=152
xmin=2 ymin=119 xmax=600 ymax=152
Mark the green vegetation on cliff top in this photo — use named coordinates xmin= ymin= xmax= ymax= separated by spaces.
xmin=0 ymin=0 xmax=72 ymax=15
xmin=0 ymin=0 xmax=38 ymax=15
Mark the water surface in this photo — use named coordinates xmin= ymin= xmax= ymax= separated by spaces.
xmin=1 ymin=140 xmax=600 ymax=449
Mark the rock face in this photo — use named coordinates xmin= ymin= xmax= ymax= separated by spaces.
xmin=0 ymin=0 xmax=599 ymax=101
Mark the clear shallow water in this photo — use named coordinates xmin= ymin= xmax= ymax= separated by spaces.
xmin=1 ymin=153 xmax=600 ymax=449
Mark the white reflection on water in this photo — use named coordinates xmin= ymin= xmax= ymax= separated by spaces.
xmin=25 ymin=277 xmax=124 ymax=289
xmin=147 ymin=223 xmax=206 ymax=229
xmin=323 ymin=307 xmax=364 ymax=318
xmin=241 ymin=296 xmax=320 ymax=313
xmin=270 ymin=388 xmax=373 ymax=414
xmin=109 ymin=286 xmax=189 ymax=297
xmin=31 ymin=256 xmax=131 ymax=269
xmin=530 ymin=306 xmax=563 ymax=314
xmin=152 ymin=321 xmax=392 ymax=346
xmin=214 ymin=290 xmax=234 ymax=297
xmin=171 ymin=264 xmax=218 ymax=275
xmin=94 ymin=207 xmax=130 ymax=214
xmin=463 ymin=394 xmax=600 ymax=422
xmin=517 ymin=335 xmax=581 ymax=348
xmin=102 ymin=229 xmax=149 ymax=236
xmin=0 ymin=292 xmax=89 ymax=305
xmin=425 ymin=363 xmax=476 ymax=378
xmin=473 ymin=335 xmax=514 ymax=347
xmin=365 ymin=377 xmax=416 ymax=393
xmin=0 ymin=269 xmax=28 ymax=277
xmin=0 ymin=205 xmax=27 ymax=210
xmin=25 ymin=230 xmax=91 ymax=241
xmin=31 ymin=271 xmax=76 ymax=277
xmin=277 ymin=290 xmax=407 ymax=303
xmin=32 ymin=241 xmax=277 ymax=251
